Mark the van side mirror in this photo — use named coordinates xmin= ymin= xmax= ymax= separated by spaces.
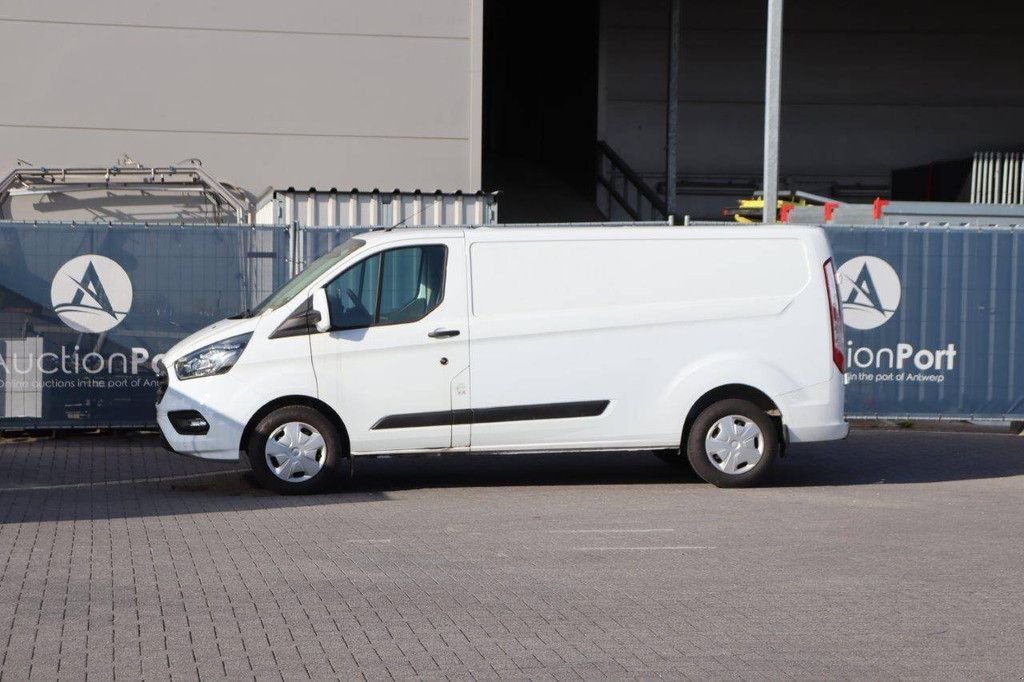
xmin=311 ymin=289 xmax=332 ymax=333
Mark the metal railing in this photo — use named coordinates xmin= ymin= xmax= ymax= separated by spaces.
xmin=970 ymin=151 xmax=1024 ymax=204
xmin=0 ymin=161 xmax=253 ymax=224
xmin=595 ymin=141 xmax=667 ymax=221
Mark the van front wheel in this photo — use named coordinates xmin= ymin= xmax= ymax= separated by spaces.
xmin=247 ymin=405 xmax=349 ymax=494
xmin=686 ymin=399 xmax=778 ymax=488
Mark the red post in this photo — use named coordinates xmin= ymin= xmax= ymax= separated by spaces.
xmin=823 ymin=201 xmax=839 ymax=222
xmin=872 ymin=198 xmax=890 ymax=221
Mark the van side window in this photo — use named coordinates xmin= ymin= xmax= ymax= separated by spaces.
xmin=325 ymin=245 xmax=446 ymax=329
xmin=325 ymin=252 xmax=380 ymax=329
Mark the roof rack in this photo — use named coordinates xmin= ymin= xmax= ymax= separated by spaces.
xmin=0 ymin=161 xmax=252 ymax=224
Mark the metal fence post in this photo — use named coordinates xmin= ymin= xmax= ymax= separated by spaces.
xmin=288 ymin=220 xmax=298 ymax=277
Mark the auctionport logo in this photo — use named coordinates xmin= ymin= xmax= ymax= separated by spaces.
xmin=50 ymin=255 xmax=133 ymax=333
xmin=836 ymin=256 xmax=901 ymax=330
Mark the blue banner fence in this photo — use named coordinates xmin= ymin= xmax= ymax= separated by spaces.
xmin=829 ymin=224 xmax=1023 ymax=420
xmin=0 ymin=221 xmax=1020 ymax=430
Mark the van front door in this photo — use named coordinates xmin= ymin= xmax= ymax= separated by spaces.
xmin=309 ymin=237 xmax=469 ymax=453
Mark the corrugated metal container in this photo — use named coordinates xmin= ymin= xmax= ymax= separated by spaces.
xmin=787 ymin=201 xmax=1024 ymax=228
xmin=786 ymin=204 xmax=876 ymax=225
xmin=970 ymin=152 xmax=1024 ymax=204
xmin=255 ymin=188 xmax=499 ymax=227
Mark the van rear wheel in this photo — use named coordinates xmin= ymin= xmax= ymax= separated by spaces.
xmin=686 ymin=399 xmax=778 ymax=488
xmin=247 ymin=405 xmax=349 ymax=494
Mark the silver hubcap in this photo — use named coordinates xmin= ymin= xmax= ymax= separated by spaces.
xmin=704 ymin=415 xmax=764 ymax=475
xmin=265 ymin=422 xmax=326 ymax=483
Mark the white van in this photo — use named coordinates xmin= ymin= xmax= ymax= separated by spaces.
xmin=156 ymin=225 xmax=847 ymax=492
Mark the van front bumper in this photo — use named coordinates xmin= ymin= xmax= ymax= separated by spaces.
xmin=156 ymin=391 xmax=244 ymax=462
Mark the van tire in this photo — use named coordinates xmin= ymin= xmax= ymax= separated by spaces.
xmin=247 ymin=405 xmax=349 ymax=494
xmin=686 ymin=399 xmax=778 ymax=488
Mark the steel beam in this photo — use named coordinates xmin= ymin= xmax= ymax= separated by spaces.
xmin=762 ymin=0 xmax=784 ymax=223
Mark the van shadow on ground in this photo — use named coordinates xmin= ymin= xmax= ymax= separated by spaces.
xmin=345 ymin=429 xmax=1024 ymax=491
xmin=1 ymin=430 xmax=1021 ymax=525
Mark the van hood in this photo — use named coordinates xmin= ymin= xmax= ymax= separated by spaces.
xmin=164 ymin=315 xmax=261 ymax=361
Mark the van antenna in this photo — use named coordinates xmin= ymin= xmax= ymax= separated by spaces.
xmin=389 ymin=202 xmax=432 ymax=230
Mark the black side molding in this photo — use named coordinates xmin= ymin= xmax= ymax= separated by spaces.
xmin=371 ymin=400 xmax=610 ymax=430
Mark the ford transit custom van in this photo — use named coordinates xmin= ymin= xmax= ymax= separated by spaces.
xmin=156 ymin=225 xmax=847 ymax=492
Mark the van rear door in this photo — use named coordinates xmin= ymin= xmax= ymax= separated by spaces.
xmin=308 ymin=236 xmax=469 ymax=453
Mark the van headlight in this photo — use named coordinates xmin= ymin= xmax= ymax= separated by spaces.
xmin=174 ymin=334 xmax=251 ymax=380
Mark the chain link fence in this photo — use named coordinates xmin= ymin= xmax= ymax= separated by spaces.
xmin=0 ymin=221 xmax=1021 ymax=430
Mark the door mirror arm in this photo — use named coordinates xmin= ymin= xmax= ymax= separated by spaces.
xmin=311 ymin=289 xmax=332 ymax=333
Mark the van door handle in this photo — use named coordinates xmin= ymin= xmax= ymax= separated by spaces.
xmin=428 ymin=328 xmax=461 ymax=338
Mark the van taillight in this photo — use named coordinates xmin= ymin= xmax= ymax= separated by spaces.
xmin=823 ymin=259 xmax=845 ymax=373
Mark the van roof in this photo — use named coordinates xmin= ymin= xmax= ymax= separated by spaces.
xmin=353 ymin=223 xmax=826 ymax=246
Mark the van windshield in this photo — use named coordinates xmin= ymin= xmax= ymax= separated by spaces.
xmin=249 ymin=238 xmax=366 ymax=315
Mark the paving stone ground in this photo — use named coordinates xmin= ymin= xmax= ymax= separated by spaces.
xmin=1 ymin=429 xmax=1023 ymax=680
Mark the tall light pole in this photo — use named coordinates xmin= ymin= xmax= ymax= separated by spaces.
xmin=665 ymin=0 xmax=680 ymax=220
xmin=762 ymin=0 xmax=784 ymax=223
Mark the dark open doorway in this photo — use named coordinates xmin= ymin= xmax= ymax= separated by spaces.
xmin=482 ymin=1 xmax=601 ymax=222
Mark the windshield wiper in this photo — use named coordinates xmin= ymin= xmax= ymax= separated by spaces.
xmin=228 ymin=308 xmax=252 ymax=319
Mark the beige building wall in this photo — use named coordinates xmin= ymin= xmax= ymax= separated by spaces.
xmin=0 ymin=0 xmax=483 ymax=197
